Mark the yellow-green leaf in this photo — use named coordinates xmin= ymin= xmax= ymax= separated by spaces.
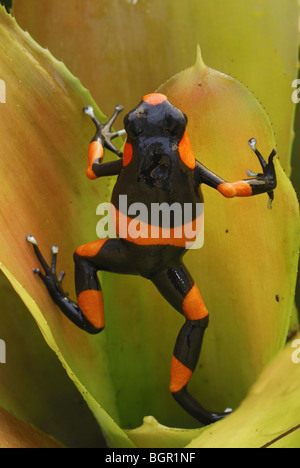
xmin=125 ymin=416 xmax=206 ymax=449
xmin=0 ymin=272 xmax=107 ymax=448
xmin=5 ymin=0 xmax=300 ymax=442
xmin=158 ymin=48 xmax=300 ymax=412
xmin=186 ymin=335 xmax=300 ymax=448
xmin=13 ymin=0 xmax=299 ymax=173
xmin=0 ymin=407 xmax=63 ymax=448
xmin=0 ymin=6 xmax=133 ymax=448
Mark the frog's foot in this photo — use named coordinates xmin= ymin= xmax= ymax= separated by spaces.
xmin=83 ymin=105 xmax=125 ymax=157
xmin=26 ymin=235 xmax=67 ymax=302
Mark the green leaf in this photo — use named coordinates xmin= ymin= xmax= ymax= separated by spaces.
xmin=0 ymin=406 xmax=64 ymax=448
xmin=0 ymin=266 xmax=135 ymax=448
xmin=0 ymin=6 xmax=133 ymax=448
xmin=159 ymin=48 xmax=300 ymax=413
xmin=0 ymin=272 xmax=107 ymax=448
xmin=125 ymin=416 xmax=206 ymax=449
xmin=186 ymin=335 xmax=300 ymax=448
xmin=6 ymin=0 xmax=300 ymax=444
xmin=13 ymin=0 xmax=299 ymax=173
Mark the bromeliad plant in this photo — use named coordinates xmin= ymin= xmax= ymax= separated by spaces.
xmin=0 ymin=0 xmax=299 ymax=448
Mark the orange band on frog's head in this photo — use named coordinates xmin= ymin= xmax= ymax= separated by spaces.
xmin=142 ymin=93 xmax=168 ymax=106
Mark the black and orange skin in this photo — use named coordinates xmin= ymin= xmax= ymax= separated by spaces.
xmin=27 ymin=93 xmax=277 ymax=425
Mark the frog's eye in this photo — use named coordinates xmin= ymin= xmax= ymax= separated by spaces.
xmin=124 ymin=112 xmax=143 ymax=140
xmin=165 ymin=111 xmax=187 ymax=139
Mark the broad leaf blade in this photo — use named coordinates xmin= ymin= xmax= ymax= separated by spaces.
xmin=125 ymin=416 xmax=206 ymax=449
xmin=159 ymin=50 xmax=300 ymax=413
xmin=0 ymin=406 xmax=64 ymax=448
xmin=13 ymin=0 xmax=299 ymax=172
xmin=9 ymin=0 xmax=300 ymax=436
xmin=186 ymin=336 xmax=300 ymax=448
xmin=0 ymin=6 xmax=134 ymax=447
xmin=0 ymin=272 xmax=106 ymax=448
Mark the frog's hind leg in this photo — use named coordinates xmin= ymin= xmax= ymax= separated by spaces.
xmin=151 ymin=262 xmax=231 ymax=425
xmin=72 ymin=238 xmax=134 ymax=332
xmin=27 ymin=236 xmax=132 ymax=334
xmin=72 ymin=239 xmax=109 ymax=332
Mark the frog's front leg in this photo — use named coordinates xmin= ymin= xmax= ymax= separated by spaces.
xmin=83 ymin=105 xmax=126 ymax=180
xmin=195 ymin=139 xmax=277 ymax=208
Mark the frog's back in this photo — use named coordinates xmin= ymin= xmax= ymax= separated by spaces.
xmin=112 ymin=93 xmax=202 ymax=212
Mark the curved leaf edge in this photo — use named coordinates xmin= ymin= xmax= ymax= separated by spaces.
xmin=0 ymin=4 xmax=110 ymax=125
xmin=0 ymin=264 xmax=136 ymax=448
xmin=0 ymin=406 xmax=64 ymax=448
xmin=185 ymin=335 xmax=300 ymax=448
xmin=1 ymin=6 xmax=299 ymax=448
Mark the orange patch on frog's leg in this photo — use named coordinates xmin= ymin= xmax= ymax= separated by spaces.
xmin=75 ymin=239 xmax=108 ymax=258
xmin=182 ymin=283 xmax=209 ymax=320
xmin=77 ymin=289 xmax=105 ymax=330
xmin=169 ymin=355 xmax=193 ymax=393
xmin=217 ymin=181 xmax=252 ymax=197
